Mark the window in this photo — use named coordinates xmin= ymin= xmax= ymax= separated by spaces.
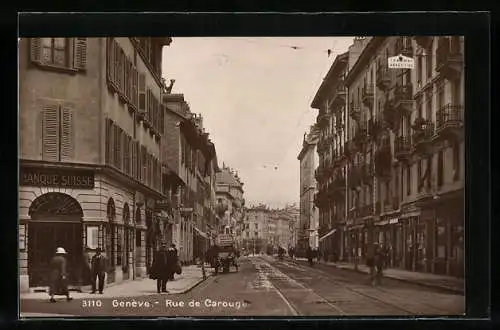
xmin=417 ymin=55 xmax=422 ymax=84
xmin=437 ymin=150 xmax=444 ymax=187
xmin=437 ymin=83 xmax=445 ymax=111
xmin=453 ymin=143 xmax=460 ymax=181
xmin=255 ymin=223 xmax=258 ymax=229
xmin=406 ymin=164 xmax=412 ymax=196
xmin=427 ymin=156 xmax=433 ymax=189
xmin=426 ymin=45 xmax=433 ymax=81
xmin=417 ymin=160 xmax=422 ymax=192
xmin=426 ymin=93 xmax=433 ymax=120
xmin=135 ymin=229 xmax=142 ymax=247
xmin=30 ymin=38 xmax=87 ymax=71
xmin=40 ymin=103 xmax=75 ymax=162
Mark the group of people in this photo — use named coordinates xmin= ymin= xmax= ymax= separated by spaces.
xmin=48 ymin=246 xmax=108 ymax=302
xmin=150 ymin=243 xmax=180 ymax=293
xmin=47 ymin=243 xmax=181 ymax=302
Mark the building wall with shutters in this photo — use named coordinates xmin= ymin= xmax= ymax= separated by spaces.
xmin=162 ymin=108 xmax=182 ymax=175
xmin=19 ymin=38 xmax=101 ymax=164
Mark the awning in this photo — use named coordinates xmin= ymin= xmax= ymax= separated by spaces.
xmin=319 ymin=228 xmax=337 ymax=242
xmin=194 ymin=227 xmax=209 ymax=239
xmin=389 ymin=218 xmax=399 ymax=224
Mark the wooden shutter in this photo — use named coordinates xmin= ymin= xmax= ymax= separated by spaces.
xmin=60 ymin=104 xmax=75 ymax=161
xmin=115 ymin=127 xmax=122 ymax=170
xmin=141 ymin=146 xmax=147 ymax=182
xmin=131 ymin=140 xmax=136 ymax=178
xmin=105 ymin=118 xmax=112 ymax=164
xmin=136 ymin=142 xmax=141 ymax=181
xmin=74 ymin=38 xmax=87 ymax=70
xmin=110 ymin=123 xmax=116 ymax=166
xmin=159 ymin=104 xmax=165 ymax=135
xmin=106 ymin=38 xmax=114 ymax=82
xmin=146 ymin=89 xmax=151 ymax=122
xmin=114 ymin=40 xmax=120 ymax=87
xmin=30 ymin=38 xmax=42 ymax=64
xmin=131 ymin=66 xmax=138 ymax=109
xmin=41 ymin=104 xmax=60 ymax=161
xmin=138 ymin=73 xmax=146 ymax=115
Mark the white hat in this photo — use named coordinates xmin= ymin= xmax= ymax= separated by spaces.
xmin=56 ymin=247 xmax=67 ymax=254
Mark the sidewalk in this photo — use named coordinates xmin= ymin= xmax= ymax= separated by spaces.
xmin=295 ymin=258 xmax=464 ymax=295
xmin=20 ymin=265 xmax=210 ymax=300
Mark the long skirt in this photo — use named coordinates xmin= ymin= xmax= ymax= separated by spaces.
xmin=49 ymin=276 xmax=69 ymax=296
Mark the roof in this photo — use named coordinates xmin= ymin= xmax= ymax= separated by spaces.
xmin=344 ymin=37 xmax=385 ymax=85
xmin=310 ymin=52 xmax=349 ymax=109
xmin=216 ymin=168 xmax=243 ymax=189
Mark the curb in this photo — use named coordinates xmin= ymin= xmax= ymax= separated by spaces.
xmin=176 ymin=274 xmax=212 ymax=294
xmin=293 ymin=259 xmax=464 ymax=295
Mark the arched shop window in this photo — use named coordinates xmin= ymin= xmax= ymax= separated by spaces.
xmin=106 ymin=198 xmax=116 ymax=269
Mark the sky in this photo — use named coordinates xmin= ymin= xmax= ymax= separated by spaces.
xmin=162 ymin=37 xmax=354 ymax=209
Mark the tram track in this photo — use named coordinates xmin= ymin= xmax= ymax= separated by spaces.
xmin=275 ymin=259 xmax=457 ymax=315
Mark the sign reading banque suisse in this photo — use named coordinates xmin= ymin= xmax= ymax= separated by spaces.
xmin=388 ymin=54 xmax=415 ymax=69
xmin=20 ymin=167 xmax=95 ymax=189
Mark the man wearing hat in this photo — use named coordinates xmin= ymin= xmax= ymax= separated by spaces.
xmin=150 ymin=243 xmax=169 ymax=293
xmin=49 ymin=247 xmax=73 ymax=302
xmin=90 ymin=248 xmax=106 ymax=294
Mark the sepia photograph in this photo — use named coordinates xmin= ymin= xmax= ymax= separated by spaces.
xmin=18 ymin=35 xmax=466 ymax=318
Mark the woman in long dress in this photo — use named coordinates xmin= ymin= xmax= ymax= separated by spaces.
xmin=49 ymin=247 xmax=73 ymax=302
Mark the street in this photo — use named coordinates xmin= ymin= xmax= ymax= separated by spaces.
xmin=20 ymin=256 xmax=464 ymax=317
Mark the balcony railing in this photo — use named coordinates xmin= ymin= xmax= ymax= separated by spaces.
xmin=412 ymin=120 xmax=435 ymax=153
xmin=436 ymin=37 xmax=463 ymax=79
xmin=362 ymin=83 xmax=374 ymax=107
xmin=374 ymin=146 xmax=392 ymax=178
xmin=393 ymin=83 xmax=413 ymax=113
xmin=394 ymin=136 xmax=412 ymax=160
xmin=376 ymin=64 xmax=391 ymax=90
xmin=349 ymin=103 xmax=361 ymax=120
xmin=436 ymin=104 xmax=464 ymax=136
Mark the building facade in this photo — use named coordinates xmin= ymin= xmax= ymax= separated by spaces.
xmin=19 ymin=37 xmax=172 ymax=291
xmin=242 ymin=205 xmax=269 ymax=254
xmin=215 ymin=166 xmax=245 ymax=247
xmin=162 ymin=94 xmax=218 ymax=264
xmin=311 ymin=36 xmax=464 ymax=277
xmin=298 ymin=125 xmax=320 ymax=251
xmin=311 ymin=41 xmax=366 ymax=261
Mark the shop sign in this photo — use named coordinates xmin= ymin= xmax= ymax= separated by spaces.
xmin=155 ymin=199 xmax=171 ymax=211
xmin=20 ymin=167 xmax=95 ymax=189
xmin=388 ymin=54 xmax=415 ymax=69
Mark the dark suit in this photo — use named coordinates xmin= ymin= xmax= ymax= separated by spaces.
xmin=90 ymin=254 xmax=106 ymax=293
xmin=49 ymin=255 xmax=69 ymax=296
xmin=151 ymin=250 xmax=169 ymax=292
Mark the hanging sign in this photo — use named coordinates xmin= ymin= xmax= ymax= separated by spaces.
xmin=388 ymin=54 xmax=415 ymax=69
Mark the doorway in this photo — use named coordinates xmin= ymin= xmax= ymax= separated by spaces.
xmin=27 ymin=192 xmax=84 ymax=288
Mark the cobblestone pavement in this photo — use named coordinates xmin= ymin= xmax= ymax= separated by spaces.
xmin=20 ymin=256 xmax=464 ymax=317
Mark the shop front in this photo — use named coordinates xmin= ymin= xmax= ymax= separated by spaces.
xmin=374 ymin=214 xmax=400 ymax=268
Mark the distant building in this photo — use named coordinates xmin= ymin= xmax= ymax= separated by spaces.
xmin=298 ymin=125 xmax=320 ymax=251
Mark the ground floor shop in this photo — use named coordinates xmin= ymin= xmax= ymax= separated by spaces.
xmin=18 ymin=165 xmax=170 ymax=292
xmin=338 ymin=190 xmax=464 ymax=278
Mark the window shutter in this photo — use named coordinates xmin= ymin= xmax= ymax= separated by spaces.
xmin=60 ymin=104 xmax=75 ymax=161
xmin=110 ymin=123 xmax=116 ymax=166
xmin=131 ymin=66 xmax=138 ymax=109
xmin=41 ymin=104 xmax=60 ymax=161
xmin=106 ymin=38 xmax=114 ymax=82
xmin=138 ymin=73 xmax=146 ymax=115
xmin=146 ymin=89 xmax=151 ymax=123
xmin=116 ymin=128 xmax=123 ymax=170
xmin=74 ymin=38 xmax=87 ymax=70
xmin=159 ymin=104 xmax=165 ymax=135
xmin=114 ymin=40 xmax=120 ymax=87
xmin=105 ymin=118 xmax=112 ymax=164
xmin=30 ymin=38 xmax=42 ymax=64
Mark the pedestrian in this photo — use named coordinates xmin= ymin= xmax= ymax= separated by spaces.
xmin=306 ymin=246 xmax=314 ymax=266
xmin=373 ymin=245 xmax=385 ymax=286
xmin=48 ymin=247 xmax=73 ymax=303
xmin=150 ymin=243 xmax=169 ymax=293
xmin=90 ymin=247 xmax=106 ymax=294
xmin=167 ymin=243 xmax=180 ymax=281
xmin=365 ymin=243 xmax=376 ymax=284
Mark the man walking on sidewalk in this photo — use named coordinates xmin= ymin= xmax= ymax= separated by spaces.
xmin=151 ymin=243 xmax=170 ymax=293
xmin=90 ymin=248 xmax=106 ymax=294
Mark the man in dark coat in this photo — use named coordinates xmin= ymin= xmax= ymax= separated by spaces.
xmin=90 ymin=248 xmax=106 ymax=294
xmin=49 ymin=247 xmax=73 ymax=302
xmin=151 ymin=244 xmax=169 ymax=293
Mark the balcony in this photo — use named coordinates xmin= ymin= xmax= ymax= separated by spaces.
xmin=393 ymin=83 xmax=414 ymax=114
xmin=354 ymin=122 xmax=368 ymax=148
xmin=382 ymin=100 xmax=399 ymax=132
xmin=414 ymin=36 xmax=433 ymax=49
xmin=362 ymin=84 xmax=374 ymax=107
xmin=436 ymin=37 xmax=463 ymax=80
xmin=376 ymin=64 xmax=391 ymax=90
xmin=317 ymin=111 xmax=330 ymax=127
xmin=349 ymin=103 xmax=361 ymax=121
xmin=395 ymin=37 xmax=414 ymax=57
xmin=412 ymin=119 xmax=435 ymax=154
xmin=435 ymin=104 xmax=464 ymax=141
xmin=331 ymin=84 xmax=347 ymax=106
xmin=359 ymin=204 xmax=373 ymax=218
xmin=394 ymin=136 xmax=412 ymax=161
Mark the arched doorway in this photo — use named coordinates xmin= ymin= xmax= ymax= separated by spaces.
xmin=123 ymin=203 xmax=132 ymax=280
xmin=106 ymin=198 xmax=116 ymax=284
xmin=28 ymin=192 xmax=84 ymax=287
